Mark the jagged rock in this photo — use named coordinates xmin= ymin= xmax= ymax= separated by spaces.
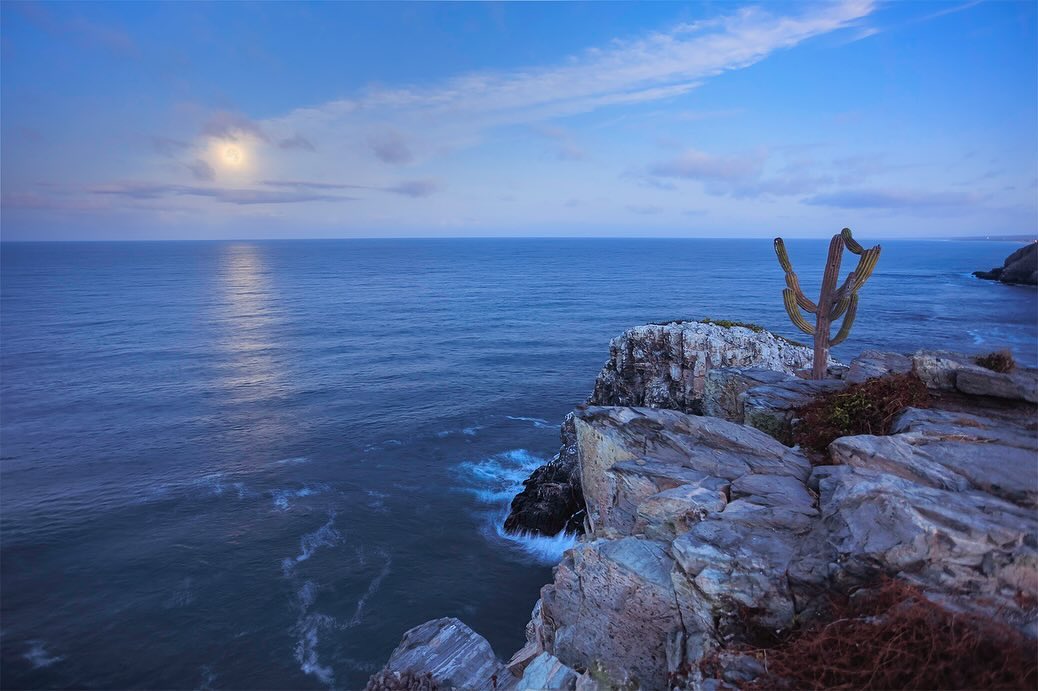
xmin=539 ymin=537 xmax=685 ymax=690
xmin=974 ymin=242 xmax=1038 ymax=285
xmin=504 ymin=413 xmax=585 ymax=536
xmin=515 ymin=653 xmax=579 ymax=691
xmin=817 ymin=465 xmax=1038 ymax=628
xmin=702 ymin=367 xmax=795 ymax=421
xmin=739 ymin=378 xmax=846 ymax=445
xmin=574 ymin=407 xmax=810 ymax=533
xmin=589 ymin=321 xmax=816 ymax=414
xmin=845 ymin=350 xmax=913 ymax=383
xmin=633 ymin=483 xmax=728 ymax=541
xmin=912 ymin=350 xmax=972 ymax=390
xmin=367 ymin=618 xmax=508 ymax=691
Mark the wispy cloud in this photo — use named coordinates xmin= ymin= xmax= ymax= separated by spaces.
xmin=186 ymin=160 xmax=215 ymax=182
xmin=92 ymin=183 xmax=351 ymax=205
xmin=369 ymin=131 xmax=414 ymax=164
xmin=387 ymin=180 xmax=440 ymax=198
xmin=278 ymin=134 xmax=316 ymax=152
xmin=649 ymin=149 xmax=765 ymax=181
xmin=804 ymin=188 xmax=982 ymax=210
xmin=531 ymin=125 xmax=586 ymax=161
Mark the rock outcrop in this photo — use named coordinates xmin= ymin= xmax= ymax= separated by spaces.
xmin=589 ymin=321 xmax=818 ymax=414
xmin=371 ymin=338 xmax=1038 ymax=690
xmin=974 ymin=241 xmax=1038 ymax=285
xmin=505 ymin=321 xmax=818 ymax=536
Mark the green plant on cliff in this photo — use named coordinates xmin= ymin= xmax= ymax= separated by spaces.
xmin=793 ymin=373 xmax=930 ymax=453
xmin=976 ymin=349 xmax=1016 ymax=373
xmin=774 ymin=228 xmax=881 ymax=379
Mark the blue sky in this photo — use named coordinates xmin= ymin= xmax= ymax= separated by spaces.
xmin=1 ymin=1 xmax=1035 ymax=240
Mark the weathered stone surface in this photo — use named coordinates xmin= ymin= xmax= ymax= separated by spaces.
xmin=702 ymin=367 xmax=795 ymax=421
xmin=845 ymin=350 xmax=913 ymax=383
xmin=974 ymin=241 xmax=1038 ymax=285
xmin=367 ymin=618 xmax=508 ymax=691
xmin=912 ymin=350 xmax=973 ymax=391
xmin=818 ymin=465 xmax=1038 ymax=626
xmin=539 ymin=537 xmax=683 ymax=690
xmin=515 ymin=653 xmax=578 ymax=691
xmin=574 ymin=406 xmax=810 ymax=533
xmin=589 ymin=321 xmax=816 ymax=414
xmin=880 ymin=406 xmax=1037 ymax=506
xmin=633 ymin=483 xmax=728 ymax=541
xmin=956 ymin=365 xmax=1038 ymax=403
xmin=740 ymin=378 xmax=845 ymax=445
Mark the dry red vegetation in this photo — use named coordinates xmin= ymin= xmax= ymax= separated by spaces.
xmin=976 ymin=349 xmax=1017 ymax=373
xmin=737 ymin=580 xmax=1037 ymax=690
xmin=793 ymin=373 xmax=931 ymax=454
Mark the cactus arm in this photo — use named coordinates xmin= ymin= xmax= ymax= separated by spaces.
xmin=851 ymin=246 xmax=881 ymax=292
xmin=782 ymin=289 xmax=816 ymax=334
xmin=830 ymin=292 xmax=859 ymax=346
xmin=841 ymin=228 xmax=864 ymax=254
xmin=785 ymin=272 xmax=818 ymax=312
xmin=774 ymin=238 xmax=795 ymax=273
xmin=830 ymin=271 xmax=857 ymax=320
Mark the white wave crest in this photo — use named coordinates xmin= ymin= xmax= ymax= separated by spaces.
xmin=506 ymin=415 xmax=556 ymax=429
xmin=282 ymin=512 xmax=343 ymax=576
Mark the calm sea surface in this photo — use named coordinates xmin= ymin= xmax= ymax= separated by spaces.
xmin=2 ymin=239 xmax=1035 ymax=689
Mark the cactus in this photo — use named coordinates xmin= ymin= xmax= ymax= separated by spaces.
xmin=774 ymin=228 xmax=881 ymax=379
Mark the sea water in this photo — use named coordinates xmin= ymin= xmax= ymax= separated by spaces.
xmin=1 ymin=238 xmax=1034 ymax=689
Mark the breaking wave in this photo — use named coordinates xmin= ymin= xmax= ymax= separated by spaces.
xmin=457 ymin=449 xmax=577 ymax=565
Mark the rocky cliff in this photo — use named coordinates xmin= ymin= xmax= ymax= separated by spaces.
xmin=974 ymin=241 xmax=1038 ymax=285
xmin=369 ymin=335 xmax=1038 ymax=691
xmin=504 ymin=321 xmax=820 ymax=537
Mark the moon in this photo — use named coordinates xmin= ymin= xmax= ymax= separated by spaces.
xmin=222 ymin=145 xmax=244 ymax=167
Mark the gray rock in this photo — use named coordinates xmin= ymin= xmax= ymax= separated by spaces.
xmin=702 ymin=367 xmax=795 ymax=421
xmin=818 ymin=465 xmax=1038 ymax=624
xmin=574 ymin=407 xmax=810 ymax=533
xmin=739 ymin=378 xmax=845 ymax=445
xmin=845 ymin=350 xmax=913 ymax=383
xmin=539 ymin=537 xmax=685 ymax=690
xmin=368 ymin=618 xmax=508 ymax=691
xmin=516 ymin=653 xmax=578 ymax=691
xmin=912 ymin=350 xmax=972 ymax=391
xmin=955 ymin=365 xmax=1038 ymax=403
xmin=634 ymin=483 xmax=728 ymax=541
xmin=590 ymin=321 xmax=817 ymax=414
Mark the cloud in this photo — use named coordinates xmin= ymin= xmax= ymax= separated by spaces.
xmin=261 ymin=180 xmax=364 ymax=191
xmin=16 ymin=4 xmax=139 ymax=57
xmin=186 ymin=159 xmax=215 ymax=182
xmin=92 ymin=183 xmax=351 ymax=205
xmin=649 ymin=149 xmax=764 ymax=181
xmin=265 ymin=1 xmax=874 ymax=153
xmin=278 ymin=134 xmax=316 ymax=151
xmin=803 ymin=188 xmax=982 ymax=209
xmin=369 ymin=131 xmax=414 ymax=164
xmin=200 ymin=111 xmax=267 ymax=142
xmin=387 ymin=180 xmax=440 ymax=198
xmin=627 ymin=204 xmax=663 ymax=215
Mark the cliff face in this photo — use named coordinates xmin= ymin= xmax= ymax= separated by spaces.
xmin=588 ymin=320 xmax=819 ymax=414
xmin=505 ymin=321 xmax=820 ymax=537
xmin=974 ymin=241 xmax=1038 ymax=285
xmin=369 ymin=334 xmax=1038 ymax=691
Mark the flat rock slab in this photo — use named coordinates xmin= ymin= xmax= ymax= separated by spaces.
xmin=740 ymin=378 xmax=846 ymax=445
xmin=845 ymin=350 xmax=913 ymax=383
xmin=913 ymin=350 xmax=1038 ymax=403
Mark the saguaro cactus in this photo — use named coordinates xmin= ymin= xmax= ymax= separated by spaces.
xmin=774 ymin=228 xmax=881 ymax=379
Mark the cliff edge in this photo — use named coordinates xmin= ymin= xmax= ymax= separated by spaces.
xmin=368 ymin=330 xmax=1038 ymax=691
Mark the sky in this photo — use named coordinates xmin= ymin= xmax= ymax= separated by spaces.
xmin=1 ymin=1 xmax=1035 ymax=240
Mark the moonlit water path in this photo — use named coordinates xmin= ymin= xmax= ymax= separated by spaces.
xmin=1 ymin=239 xmax=1034 ymax=689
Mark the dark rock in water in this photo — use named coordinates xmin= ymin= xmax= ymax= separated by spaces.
xmin=974 ymin=242 xmax=1037 ymax=285
xmin=504 ymin=414 xmax=585 ymax=536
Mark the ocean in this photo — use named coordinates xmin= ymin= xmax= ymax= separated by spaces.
xmin=1 ymin=238 xmax=1034 ymax=689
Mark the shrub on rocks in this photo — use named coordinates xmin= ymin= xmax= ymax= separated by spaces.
xmin=975 ymin=349 xmax=1016 ymax=373
xmin=793 ymin=373 xmax=930 ymax=453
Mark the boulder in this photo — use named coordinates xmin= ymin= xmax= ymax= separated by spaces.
xmin=845 ymin=350 xmax=913 ymax=383
xmin=515 ymin=653 xmax=579 ymax=691
xmin=504 ymin=414 xmax=585 ymax=536
xmin=366 ymin=618 xmax=509 ymax=691
xmin=589 ymin=321 xmax=816 ymax=414
xmin=913 ymin=349 xmax=1038 ymax=403
xmin=974 ymin=242 xmax=1038 ymax=285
